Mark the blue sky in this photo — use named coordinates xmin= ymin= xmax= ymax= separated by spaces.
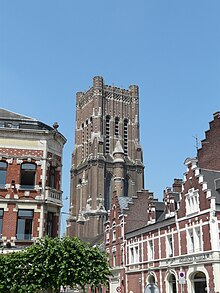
xmin=1 ymin=1 xmax=220 ymax=233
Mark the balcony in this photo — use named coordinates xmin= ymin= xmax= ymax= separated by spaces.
xmin=45 ymin=187 xmax=62 ymax=206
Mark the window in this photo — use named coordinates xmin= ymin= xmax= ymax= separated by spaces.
xmin=185 ymin=188 xmax=199 ymax=215
xmin=193 ymin=272 xmax=207 ymax=293
xmin=123 ymin=119 xmax=128 ymax=155
xmin=167 ymin=235 xmax=173 ymax=257
xmin=113 ymin=253 xmax=116 ymax=267
xmin=124 ymin=176 xmax=129 ymax=197
xmin=188 ymin=229 xmax=194 ymax=253
xmin=168 ymin=274 xmax=177 ymax=293
xmin=129 ymin=245 xmax=139 ymax=264
xmin=16 ymin=209 xmax=33 ymax=240
xmin=105 ymin=174 xmax=111 ymax=211
xmin=0 ymin=209 xmax=3 ymax=238
xmin=195 ymin=227 xmax=202 ymax=252
xmin=49 ymin=166 xmax=56 ymax=189
xmin=115 ymin=117 xmax=119 ymax=137
xmin=105 ymin=116 xmax=110 ymax=153
xmin=81 ymin=123 xmax=84 ymax=160
xmin=112 ymin=222 xmax=116 ymax=241
xmin=20 ymin=163 xmax=36 ymax=188
xmin=47 ymin=212 xmax=54 ymax=237
xmin=0 ymin=161 xmax=7 ymax=187
xmin=106 ymin=225 xmax=110 ymax=243
xmin=86 ymin=120 xmax=89 ymax=157
xmin=148 ymin=239 xmax=154 ymax=260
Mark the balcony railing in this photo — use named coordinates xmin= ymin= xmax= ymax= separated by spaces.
xmin=45 ymin=188 xmax=62 ymax=206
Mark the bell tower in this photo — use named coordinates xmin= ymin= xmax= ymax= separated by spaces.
xmin=67 ymin=76 xmax=144 ymax=243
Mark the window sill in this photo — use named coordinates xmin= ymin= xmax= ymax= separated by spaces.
xmin=15 ymin=239 xmax=34 ymax=244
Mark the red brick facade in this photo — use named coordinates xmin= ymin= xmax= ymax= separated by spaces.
xmin=0 ymin=109 xmax=66 ymax=251
xmin=105 ymin=113 xmax=220 ymax=293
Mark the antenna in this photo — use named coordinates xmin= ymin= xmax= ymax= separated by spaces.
xmin=192 ymin=135 xmax=199 ymax=152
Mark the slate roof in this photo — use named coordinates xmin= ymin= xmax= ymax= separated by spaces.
xmin=0 ymin=108 xmax=53 ymax=131
xmin=201 ymin=169 xmax=220 ymax=204
xmin=118 ymin=196 xmax=133 ymax=213
xmin=0 ymin=108 xmax=35 ymax=121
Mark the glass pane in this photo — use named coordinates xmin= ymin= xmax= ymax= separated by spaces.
xmin=0 ymin=162 xmax=7 ymax=169
xmin=0 ymin=170 xmax=6 ymax=185
xmin=0 ymin=209 xmax=3 ymax=217
xmin=21 ymin=169 xmax=36 ymax=186
xmin=17 ymin=218 xmax=25 ymax=239
xmin=18 ymin=210 xmax=33 ymax=218
xmin=21 ymin=163 xmax=36 ymax=170
xmin=0 ymin=219 xmax=2 ymax=237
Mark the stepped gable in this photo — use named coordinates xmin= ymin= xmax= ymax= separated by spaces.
xmin=125 ymin=190 xmax=160 ymax=233
xmin=198 ymin=111 xmax=220 ymax=170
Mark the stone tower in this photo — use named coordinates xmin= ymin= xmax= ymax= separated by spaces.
xmin=67 ymin=76 xmax=144 ymax=242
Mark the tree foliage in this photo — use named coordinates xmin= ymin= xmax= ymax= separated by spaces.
xmin=0 ymin=237 xmax=110 ymax=293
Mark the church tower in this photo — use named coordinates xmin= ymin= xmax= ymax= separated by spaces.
xmin=67 ymin=76 xmax=144 ymax=242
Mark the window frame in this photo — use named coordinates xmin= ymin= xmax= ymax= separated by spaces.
xmin=16 ymin=209 xmax=34 ymax=240
xmin=0 ymin=161 xmax=7 ymax=188
xmin=20 ymin=163 xmax=37 ymax=189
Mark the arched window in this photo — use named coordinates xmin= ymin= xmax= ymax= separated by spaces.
xmin=168 ymin=274 xmax=177 ymax=293
xmin=105 ymin=115 xmax=110 ymax=154
xmin=86 ymin=120 xmax=89 ymax=157
xmin=123 ymin=119 xmax=128 ymax=155
xmin=105 ymin=225 xmax=110 ymax=243
xmin=0 ymin=161 xmax=7 ymax=187
xmin=115 ymin=117 xmax=119 ymax=137
xmin=124 ymin=175 xmax=129 ymax=196
xmin=105 ymin=174 xmax=111 ymax=211
xmin=193 ymin=272 xmax=207 ymax=293
xmin=20 ymin=163 xmax=36 ymax=188
xmin=112 ymin=221 xmax=116 ymax=241
xmin=81 ymin=123 xmax=84 ymax=160
xmin=148 ymin=275 xmax=155 ymax=284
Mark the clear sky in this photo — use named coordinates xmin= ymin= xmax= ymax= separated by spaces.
xmin=1 ymin=0 xmax=220 ymax=233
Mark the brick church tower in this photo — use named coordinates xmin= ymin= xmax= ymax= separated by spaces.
xmin=67 ymin=76 xmax=144 ymax=243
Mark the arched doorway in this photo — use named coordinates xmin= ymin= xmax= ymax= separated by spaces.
xmin=167 ymin=274 xmax=177 ymax=293
xmin=193 ymin=272 xmax=207 ymax=293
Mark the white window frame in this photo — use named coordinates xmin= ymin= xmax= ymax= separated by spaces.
xmin=112 ymin=221 xmax=116 ymax=242
xmin=129 ymin=245 xmax=139 ymax=264
xmin=185 ymin=188 xmax=200 ymax=215
xmin=148 ymin=239 xmax=154 ymax=261
xmin=166 ymin=234 xmax=174 ymax=257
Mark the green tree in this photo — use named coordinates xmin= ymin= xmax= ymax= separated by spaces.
xmin=0 ymin=236 xmax=111 ymax=293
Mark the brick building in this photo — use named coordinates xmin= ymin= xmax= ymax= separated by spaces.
xmin=0 ymin=109 xmax=66 ymax=251
xmin=67 ymin=76 xmax=144 ymax=243
xmin=105 ymin=112 xmax=220 ymax=293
